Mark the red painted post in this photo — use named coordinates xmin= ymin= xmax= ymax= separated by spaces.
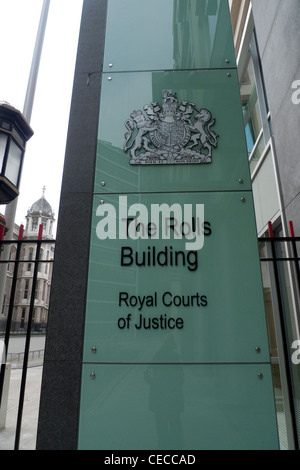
xmin=268 ymin=221 xmax=274 ymax=238
xmin=18 ymin=224 xmax=24 ymax=240
xmin=0 ymin=225 xmax=5 ymax=241
xmin=38 ymin=224 xmax=43 ymax=240
xmin=289 ymin=221 xmax=295 ymax=237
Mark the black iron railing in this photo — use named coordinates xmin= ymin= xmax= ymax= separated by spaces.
xmin=0 ymin=223 xmax=55 ymax=450
xmin=259 ymin=221 xmax=300 ymax=449
xmin=0 ymin=219 xmax=300 ymax=449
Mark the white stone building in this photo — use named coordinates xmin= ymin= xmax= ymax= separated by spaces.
xmin=0 ymin=190 xmax=55 ymax=332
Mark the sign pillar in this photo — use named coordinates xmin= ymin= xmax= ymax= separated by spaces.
xmin=77 ymin=0 xmax=279 ymax=450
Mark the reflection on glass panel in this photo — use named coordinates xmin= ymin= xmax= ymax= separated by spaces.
xmin=5 ymin=140 xmax=22 ymax=186
xmin=103 ymin=0 xmax=236 ymax=72
xmin=79 ymin=363 xmax=279 ymax=450
xmin=1 ymin=121 xmax=11 ymax=130
xmin=95 ymin=69 xmax=251 ymax=194
xmin=83 ymin=192 xmax=271 ymax=364
xmin=275 ymin=241 xmax=300 ymax=449
xmin=172 ymin=0 xmax=235 ymax=70
xmin=251 ymin=149 xmax=280 ymax=234
xmin=259 ymin=233 xmax=300 ymax=448
xmin=259 ymin=240 xmax=288 ymax=449
xmin=11 ymin=127 xmax=25 ymax=147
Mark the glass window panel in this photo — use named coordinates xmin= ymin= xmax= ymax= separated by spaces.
xmin=0 ymin=134 xmax=8 ymax=172
xmin=259 ymin=241 xmax=289 ymax=448
xmin=5 ymin=140 xmax=22 ymax=186
xmin=252 ymin=150 xmax=280 ymax=233
xmin=260 ymin=235 xmax=300 ymax=449
xmin=95 ymin=69 xmax=251 ymax=194
xmin=103 ymin=0 xmax=236 ymax=72
xmin=1 ymin=121 xmax=11 ymax=130
xmin=249 ymin=133 xmax=265 ymax=173
xmin=241 ymin=55 xmax=263 ymax=156
xmin=78 ymin=363 xmax=279 ymax=450
xmin=11 ymin=128 xmax=25 ymax=147
xmin=83 ymin=192 xmax=270 ymax=364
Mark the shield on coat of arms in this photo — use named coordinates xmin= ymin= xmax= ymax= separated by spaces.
xmin=150 ymin=120 xmax=191 ymax=151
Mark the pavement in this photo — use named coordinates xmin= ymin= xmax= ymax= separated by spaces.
xmin=0 ymin=365 xmax=43 ymax=450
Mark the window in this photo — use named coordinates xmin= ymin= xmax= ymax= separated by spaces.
xmin=241 ymin=53 xmax=263 ymax=154
xmin=38 ymin=248 xmax=44 ymax=272
xmin=2 ymin=295 xmax=6 ymax=314
xmin=35 ymin=281 xmax=39 ymax=300
xmin=240 ymin=33 xmax=270 ymax=173
xmin=20 ymin=308 xmax=26 ymax=329
xmin=45 ymin=250 xmax=49 ymax=274
xmin=42 ymin=281 xmax=46 ymax=301
xmin=241 ymin=56 xmax=262 ymax=156
xmin=24 ymin=280 xmax=29 ymax=299
xmin=27 ymin=247 xmax=33 ymax=271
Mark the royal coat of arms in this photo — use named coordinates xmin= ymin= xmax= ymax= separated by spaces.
xmin=123 ymin=91 xmax=218 ymax=165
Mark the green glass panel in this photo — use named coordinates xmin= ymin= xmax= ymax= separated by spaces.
xmin=95 ymin=69 xmax=251 ymax=194
xmin=103 ymin=0 xmax=236 ymax=72
xmin=83 ymin=192 xmax=270 ymax=364
xmin=78 ymin=363 xmax=279 ymax=450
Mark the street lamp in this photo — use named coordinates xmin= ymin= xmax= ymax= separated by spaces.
xmin=0 ymin=103 xmax=33 ymax=204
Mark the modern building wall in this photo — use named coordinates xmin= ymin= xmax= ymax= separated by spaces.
xmin=251 ymin=0 xmax=300 ymax=236
xmin=229 ymin=0 xmax=280 ymax=236
xmin=230 ymin=0 xmax=300 ymax=237
xmin=229 ymin=0 xmax=300 ymax=449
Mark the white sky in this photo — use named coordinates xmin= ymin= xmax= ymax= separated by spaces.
xmin=0 ymin=0 xmax=83 ymax=231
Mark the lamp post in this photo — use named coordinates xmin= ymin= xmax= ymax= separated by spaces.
xmin=4 ymin=0 xmax=50 ymax=239
xmin=0 ymin=103 xmax=33 ymax=425
xmin=0 ymin=2 xmax=49 ymax=447
xmin=0 ymin=0 xmax=49 ymax=317
xmin=0 ymin=103 xmax=33 ymax=331
xmin=0 ymin=103 xmax=33 ymax=204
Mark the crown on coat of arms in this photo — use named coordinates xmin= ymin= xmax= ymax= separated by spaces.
xmin=162 ymin=91 xmax=178 ymax=117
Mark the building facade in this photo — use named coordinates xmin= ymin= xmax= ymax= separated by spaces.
xmin=229 ymin=0 xmax=300 ymax=449
xmin=230 ymin=0 xmax=300 ymax=236
xmin=37 ymin=0 xmax=300 ymax=450
xmin=0 ymin=190 xmax=55 ymax=332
